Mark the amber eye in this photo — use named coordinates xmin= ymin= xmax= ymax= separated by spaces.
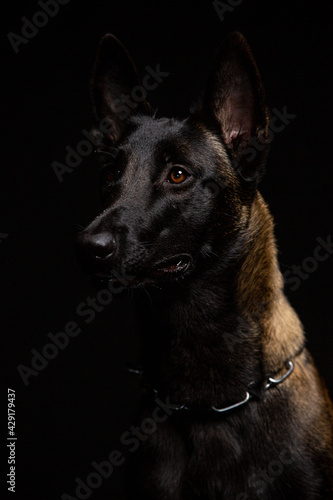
xmin=104 ymin=167 xmax=121 ymax=184
xmin=106 ymin=170 xmax=114 ymax=182
xmin=168 ymin=167 xmax=188 ymax=184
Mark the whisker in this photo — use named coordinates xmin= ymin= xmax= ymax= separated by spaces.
xmin=142 ymin=285 xmax=153 ymax=306
xmin=74 ymin=223 xmax=84 ymax=232
xmin=150 ymin=283 xmax=162 ymax=291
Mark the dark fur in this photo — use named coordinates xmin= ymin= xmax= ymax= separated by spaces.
xmin=76 ymin=33 xmax=333 ymax=499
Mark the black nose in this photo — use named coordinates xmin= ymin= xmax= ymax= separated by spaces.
xmin=76 ymin=230 xmax=116 ymax=262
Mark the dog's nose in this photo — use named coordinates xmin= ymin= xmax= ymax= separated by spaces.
xmin=76 ymin=231 xmax=116 ymax=260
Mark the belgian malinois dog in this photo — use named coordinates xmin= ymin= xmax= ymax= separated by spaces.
xmin=76 ymin=33 xmax=333 ymax=499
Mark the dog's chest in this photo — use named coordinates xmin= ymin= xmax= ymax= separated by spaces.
xmin=154 ymin=417 xmax=254 ymax=498
xmin=143 ymin=415 xmax=301 ymax=500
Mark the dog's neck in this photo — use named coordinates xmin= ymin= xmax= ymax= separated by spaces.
xmin=235 ymin=193 xmax=304 ymax=372
xmin=136 ymin=192 xmax=304 ymax=406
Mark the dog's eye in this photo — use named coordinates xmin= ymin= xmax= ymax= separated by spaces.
xmin=168 ymin=167 xmax=189 ymax=184
xmin=95 ymin=148 xmax=122 ymax=184
xmin=104 ymin=167 xmax=122 ymax=184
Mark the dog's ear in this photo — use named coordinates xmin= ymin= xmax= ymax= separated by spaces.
xmin=195 ymin=32 xmax=270 ymax=180
xmin=92 ymin=34 xmax=151 ymax=143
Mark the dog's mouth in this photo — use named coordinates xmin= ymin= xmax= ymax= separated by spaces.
xmin=148 ymin=254 xmax=192 ymax=279
xmin=93 ymin=254 xmax=192 ymax=287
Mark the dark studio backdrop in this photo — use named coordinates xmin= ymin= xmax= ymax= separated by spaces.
xmin=2 ymin=1 xmax=333 ymax=498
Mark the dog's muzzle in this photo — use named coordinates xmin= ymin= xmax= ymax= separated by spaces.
xmin=76 ymin=228 xmax=192 ymax=285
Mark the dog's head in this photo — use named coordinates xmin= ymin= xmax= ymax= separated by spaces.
xmin=76 ymin=33 xmax=269 ymax=286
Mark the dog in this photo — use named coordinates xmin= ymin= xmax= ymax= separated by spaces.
xmin=76 ymin=32 xmax=333 ymax=499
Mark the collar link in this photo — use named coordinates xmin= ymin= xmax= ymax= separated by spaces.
xmin=126 ymin=347 xmax=304 ymax=415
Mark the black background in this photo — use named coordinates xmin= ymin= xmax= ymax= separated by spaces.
xmin=3 ymin=1 xmax=333 ymax=499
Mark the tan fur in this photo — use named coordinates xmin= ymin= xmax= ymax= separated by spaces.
xmin=237 ymin=192 xmax=306 ymax=372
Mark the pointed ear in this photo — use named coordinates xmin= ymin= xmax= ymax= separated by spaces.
xmin=195 ymin=32 xmax=270 ymax=180
xmin=91 ymin=34 xmax=151 ymax=143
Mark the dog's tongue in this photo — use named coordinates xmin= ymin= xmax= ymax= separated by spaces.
xmin=149 ymin=255 xmax=191 ymax=278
